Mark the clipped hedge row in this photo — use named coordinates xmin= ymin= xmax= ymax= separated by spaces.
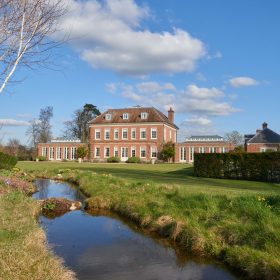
xmin=194 ymin=152 xmax=280 ymax=182
xmin=0 ymin=152 xmax=18 ymax=170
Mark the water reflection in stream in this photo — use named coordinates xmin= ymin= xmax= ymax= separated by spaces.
xmin=34 ymin=179 xmax=238 ymax=280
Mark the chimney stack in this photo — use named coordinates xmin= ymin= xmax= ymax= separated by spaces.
xmin=168 ymin=107 xmax=174 ymax=123
xmin=262 ymin=122 xmax=268 ymax=130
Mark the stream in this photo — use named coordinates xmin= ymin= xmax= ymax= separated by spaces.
xmin=33 ymin=179 xmax=239 ymax=280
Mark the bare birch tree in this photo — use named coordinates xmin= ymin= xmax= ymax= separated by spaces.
xmin=0 ymin=0 xmax=65 ymax=94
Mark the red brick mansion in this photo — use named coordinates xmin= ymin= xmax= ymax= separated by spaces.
xmin=38 ymin=106 xmax=234 ymax=162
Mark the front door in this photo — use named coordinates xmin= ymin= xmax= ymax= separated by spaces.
xmin=121 ymin=147 xmax=128 ymax=161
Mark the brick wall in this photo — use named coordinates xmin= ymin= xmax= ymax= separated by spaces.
xmin=246 ymin=143 xmax=280 ymax=153
xmin=89 ymin=123 xmax=177 ymax=161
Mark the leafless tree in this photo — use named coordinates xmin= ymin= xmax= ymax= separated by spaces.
xmin=225 ymin=130 xmax=244 ymax=146
xmin=5 ymin=138 xmax=21 ymax=156
xmin=26 ymin=106 xmax=53 ymax=146
xmin=0 ymin=0 xmax=66 ymax=94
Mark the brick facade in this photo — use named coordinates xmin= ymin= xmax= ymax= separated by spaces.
xmin=89 ymin=123 xmax=177 ymax=161
xmin=88 ymin=107 xmax=178 ymax=162
xmin=246 ymin=143 xmax=280 ymax=153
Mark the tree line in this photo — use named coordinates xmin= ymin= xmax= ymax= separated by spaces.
xmin=0 ymin=103 xmax=100 ymax=160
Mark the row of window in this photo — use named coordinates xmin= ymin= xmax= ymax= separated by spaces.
xmin=95 ymin=127 xmax=157 ymax=140
xmin=41 ymin=147 xmax=77 ymax=160
xmin=105 ymin=112 xmax=148 ymax=121
xmin=180 ymin=146 xmax=228 ymax=161
xmin=94 ymin=146 xmax=157 ymax=158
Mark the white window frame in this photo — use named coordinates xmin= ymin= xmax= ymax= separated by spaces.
xmin=189 ymin=147 xmax=194 ymax=162
xmin=180 ymin=147 xmax=186 ymax=161
xmin=140 ymin=147 xmax=146 ymax=158
xmin=49 ymin=147 xmax=54 ymax=160
xmin=95 ymin=129 xmax=101 ymax=140
xmin=131 ymin=128 xmax=136 ymax=139
xmin=141 ymin=112 xmax=148 ymax=119
xmin=71 ymin=147 xmax=77 ymax=160
xmin=95 ymin=147 xmax=100 ymax=158
xmin=122 ymin=128 xmax=128 ymax=140
xmin=114 ymin=129 xmax=119 ymax=140
xmin=123 ymin=113 xmax=129 ymax=120
xmin=151 ymin=147 xmax=157 ymax=158
xmin=64 ymin=147 xmax=69 ymax=159
xmin=131 ymin=146 xmax=136 ymax=157
xmin=104 ymin=147 xmax=110 ymax=158
xmin=56 ymin=147 xmax=62 ymax=160
xmin=105 ymin=114 xmax=111 ymax=120
xmin=121 ymin=147 xmax=129 ymax=158
xmin=114 ymin=147 xmax=118 ymax=157
xmin=151 ymin=128 xmax=157 ymax=139
xmin=140 ymin=128 xmax=146 ymax=139
xmin=42 ymin=147 xmax=48 ymax=157
xmin=105 ymin=129 xmax=110 ymax=140
xmin=211 ymin=147 xmax=217 ymax=153
xmin=199 ymin=147 xmax=206 ymax=153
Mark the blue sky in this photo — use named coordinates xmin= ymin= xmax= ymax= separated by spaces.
xmin=1 ymin=0 xmax=280 ymax=144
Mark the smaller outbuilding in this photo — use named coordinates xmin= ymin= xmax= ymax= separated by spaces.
xmin=175 ymin=135 xmax=234 ymax=163
xmin=37 ymin=138 xmax=85 ymax=160
xmin=245 ymin=122 xmax=280 ymax=152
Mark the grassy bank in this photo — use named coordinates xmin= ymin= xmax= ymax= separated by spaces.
xmin=0 ymin=171 xmax=75 ymax=280
xmin=17 ymin=161 xmax=280 ymax=196
xmin=28 ymin=166 xmax=280 ymax=280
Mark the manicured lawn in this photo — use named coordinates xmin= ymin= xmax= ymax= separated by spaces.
xmin=18 ymin=161 xmax=280 ymax=196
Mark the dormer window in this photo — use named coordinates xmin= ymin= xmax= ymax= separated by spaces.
xmin=123 ymin=113 xmax=129 ymax=120
xmin=141 ymin=112 xmax=148 ymax=119
xmin=105 ymin=114 xmax=111 ymax=121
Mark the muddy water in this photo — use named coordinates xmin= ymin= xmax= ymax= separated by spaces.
xmin=34 ymin=179 xmax=238 ymax=280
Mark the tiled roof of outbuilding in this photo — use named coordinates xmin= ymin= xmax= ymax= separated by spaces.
xmin=89 ymin=107 xmax=178 ymax=129
xmin=248 ymin=128 xmax=280 ymax=144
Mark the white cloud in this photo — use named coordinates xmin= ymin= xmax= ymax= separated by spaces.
xmin=229 ymin=76 xmax=259 ymax=88
xmin=186 ymin=84 xmax=224 ymax=99
xmin=56 ymin=0 xmax=205 ymax=76
xmin=0 ymin=119 xmax=30 ymax=126
xmin=182 ymin=117 xmax=212 ymax=126
xmin=111 ymin=82 xmax=239 ymax=116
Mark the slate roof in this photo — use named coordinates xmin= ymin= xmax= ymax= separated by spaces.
xmin=247 ymin=128 xmax=280 ymax=144
xmin=89 ymin=107 xmax=178 ymax=129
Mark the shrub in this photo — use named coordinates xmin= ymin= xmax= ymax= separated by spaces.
xmin=0 ymin=152 xmax=18 ymax=170
xmin=160 ymin=141 xmax=175 ymax=162
xmin=126 ymin=156 xmax=141 ymax=163
xmin=194 ymin=152 xmax=280 ymax=182
xmin=36 ymin=156 xmax=47 ymax=161
xmin=77 ymin=146 xmax=88 ymax=159
xmin=107 ymin=156 xmax=121 ymax=163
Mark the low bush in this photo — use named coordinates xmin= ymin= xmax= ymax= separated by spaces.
xmin=36 ymin=156 xmax=47 ymax=161
xmin=126 ymin=156 xmax=141 ymax=163
xmin=107 ymin=156 xmax=121 ymax=163
xmin=0 ymin=152 xmax=17 ymax=170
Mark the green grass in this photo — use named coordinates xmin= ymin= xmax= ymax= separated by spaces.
xmin=17 ymin=162 xmax=280 ymax=279
xmin=17 ymin=161 xmax=280 ymax=196
xmin=0 ymin=173 xmax=75 ymax=280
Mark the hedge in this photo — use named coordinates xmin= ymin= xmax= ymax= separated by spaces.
xmin=0 ymin=152 xmax=18 ymax=170
xmin=194 ymin=152 xmax=280 ymax=183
